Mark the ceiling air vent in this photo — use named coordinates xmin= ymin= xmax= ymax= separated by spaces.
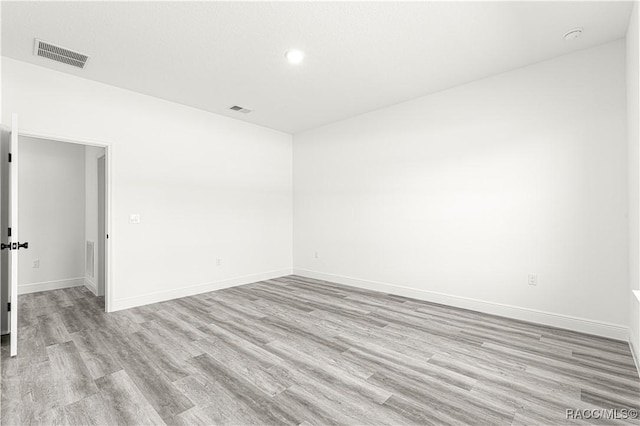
xmin=229 ymin=105 xmax=253 ymax=114
xmin=33 ymin=39 xmax=89 ymax=69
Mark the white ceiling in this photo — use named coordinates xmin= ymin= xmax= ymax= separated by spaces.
xmin=1 ymin=1 xmax=633 ymax=134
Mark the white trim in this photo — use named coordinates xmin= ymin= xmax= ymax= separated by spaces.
xmin=634 ymin=290 xmax=640 ymax=303
xmin=84 ymin=277 xmax=98 ymax=296
xmin=630 ymin=340 xmax=640 ymax=377
xmin=293 ymin=268 xmax=630 ymax=341
xmin=14 ymin=128 xmax=110 ymax=148
xmin=18 ymin=277 xmax=84 ymax=295
xmin=110 ymin=268 xmax=293 ymax=311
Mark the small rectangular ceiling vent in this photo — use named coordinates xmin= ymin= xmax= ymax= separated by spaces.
xmin=33 ymin=39 xmax=89 ymax=69
xmin=229 ymin=105 xmax=253 ymax=114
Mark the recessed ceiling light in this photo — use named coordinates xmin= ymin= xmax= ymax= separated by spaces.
xmin=563 ymin=28 xmax=583 ymax=41
xmin=285 ymin=49 xmax=304 ymax=65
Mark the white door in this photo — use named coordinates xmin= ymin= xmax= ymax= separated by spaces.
xmin=9 ymin=114 xmax=19 ymax=357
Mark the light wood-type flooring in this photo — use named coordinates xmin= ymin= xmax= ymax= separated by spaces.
xmin=1 ymin=275 xmax=639 ymax=425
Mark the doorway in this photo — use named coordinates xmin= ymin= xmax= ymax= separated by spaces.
xmin=0 ymin=127 xmax=111 ymax=356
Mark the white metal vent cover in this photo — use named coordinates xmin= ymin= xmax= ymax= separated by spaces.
xmin=33 ymin=38 xmax=89 ymax=69
xmin=229 ymin=105 xmax=253 ymax=114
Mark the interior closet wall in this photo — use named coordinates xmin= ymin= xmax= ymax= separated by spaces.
xmin=18 ymin=136 xmax=86 ymax=293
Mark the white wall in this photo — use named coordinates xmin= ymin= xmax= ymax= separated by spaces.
xmin=293 ymin=40 xmax=629 ymax=339
xmin=627 ymin=2 xmax=640 ymax=367
xmin=2 ymin=57 xmax=293 ymax=310
xmin=85 ymin=145 xmax=105 ymax=295
xmin=18 ymin=136 xmax=86 ymax=293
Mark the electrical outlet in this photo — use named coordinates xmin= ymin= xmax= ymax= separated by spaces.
xmin=315 ymin=251 xmax=319 ymax=259
xmin=32 ymin=259 xmax=40 ymax=268
xmin=129 ymin=213 xmax=141 ymax=224
xmin=216 ymin=258 xmax=221 ymax=266
xmin=528 ymin=273 xmax=538 ymax=286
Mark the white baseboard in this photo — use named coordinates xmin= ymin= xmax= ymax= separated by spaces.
xmin=110 ymin=268 xmax=293 ymax=312
xmin=18 ymin=277 xmax=85 ymax=295
xmin=84 ymin=277 xmax=98 ymax=296
xmin=293 ymin=268 xmax=629 ymax=341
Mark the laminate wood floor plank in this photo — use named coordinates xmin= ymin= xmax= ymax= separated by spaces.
xmin=198 ymin=309 xmax=282 ymax=347
xmin=197 ymin=321 xmax=287 ymax=368
xmin=208 ymin=293 xmax=271 ymax=318
xmin=63 ymin=393 xmax=117 ymax=426
xmin=383 ymin=323 xmax=531 ymax=373
xmin=127 ymin=328 xmax=196 ymax=382
xmin=192 ymin=337 xmax=290 ymax=397
xmin=94 ymin=369 xmax=166 ymax=426
xmin=271 ymin=384 xmax=355 ymax=426
xmin=277 ymin=333 xmax=375 ymax=380
xmin=481 ymin=341 xmax=640 ymax=395
xmin=70 ymin=329 xmax=123 ymax=380
xmin=266 ymin=338 xmax=393 ymax=404
xmin=262 ymin=281 xmax=372 ymax=315
xmin=16 ymin=323 xmax=49 ymax=364
xmin=428 ymin=352 xmax=582 ymax=400
xmin=97 ymin=329 xmax=194 ymax=423
xmin=20 ymin=359 xmax=61 ymax=409
xmin=382 ymin=393 xmax=466 ymax=426
xmin=525 ymin=365 xmax=640 ymax=408
xmin=46 ymin=341 xmax=99 ymax=406
xmin=145 ymin=308 xmax=209 ymax=342
xmin=19 ymin=402 xmax=68 ymax=426
xmin=2 ymin=275 xmax=639 ymax=425
xmin=280 ymin=366 xmax=413 ymax=426
xmin=188 ymin=352 xmax=300 ymax=425
xmin=540 ymin=334 xmax=635 ymax=358
xmin=38 ymin=313 xmax=73 ymax=347
xmin=410 ymin=305 xmax=544 ymax=340
xmin=138 ymin=319 xmax=204 ymax=359
xmin=1 ymin=379 xmax=21 ymax=426
xmin=370 ymin=369 xmax=515 ymax=426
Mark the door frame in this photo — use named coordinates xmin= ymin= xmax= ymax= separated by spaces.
xmin=15 ymin=129 xmax=113 ymax=312
xmin=97 ymin=155 xmax=106 ymax=297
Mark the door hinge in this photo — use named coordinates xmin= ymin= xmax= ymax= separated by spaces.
xmin=7 ymin=303 xmax=11 ymax=312
xmin=7 ymin=228 xmax=11 ymax=237
xmin=7 ymin=153 xmax=11 ymax=162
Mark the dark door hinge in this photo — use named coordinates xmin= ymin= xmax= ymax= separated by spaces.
xmin=7 ymin=303 xmax=11 ymax=312
xmin=7 ymin=228 xmax=11 ymax=237
xmin=8 ymin=153 xmax=11 ymax=162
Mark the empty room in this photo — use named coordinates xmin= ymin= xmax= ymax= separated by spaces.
xmin=1 ymin=1 xmax=639 ymax=425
